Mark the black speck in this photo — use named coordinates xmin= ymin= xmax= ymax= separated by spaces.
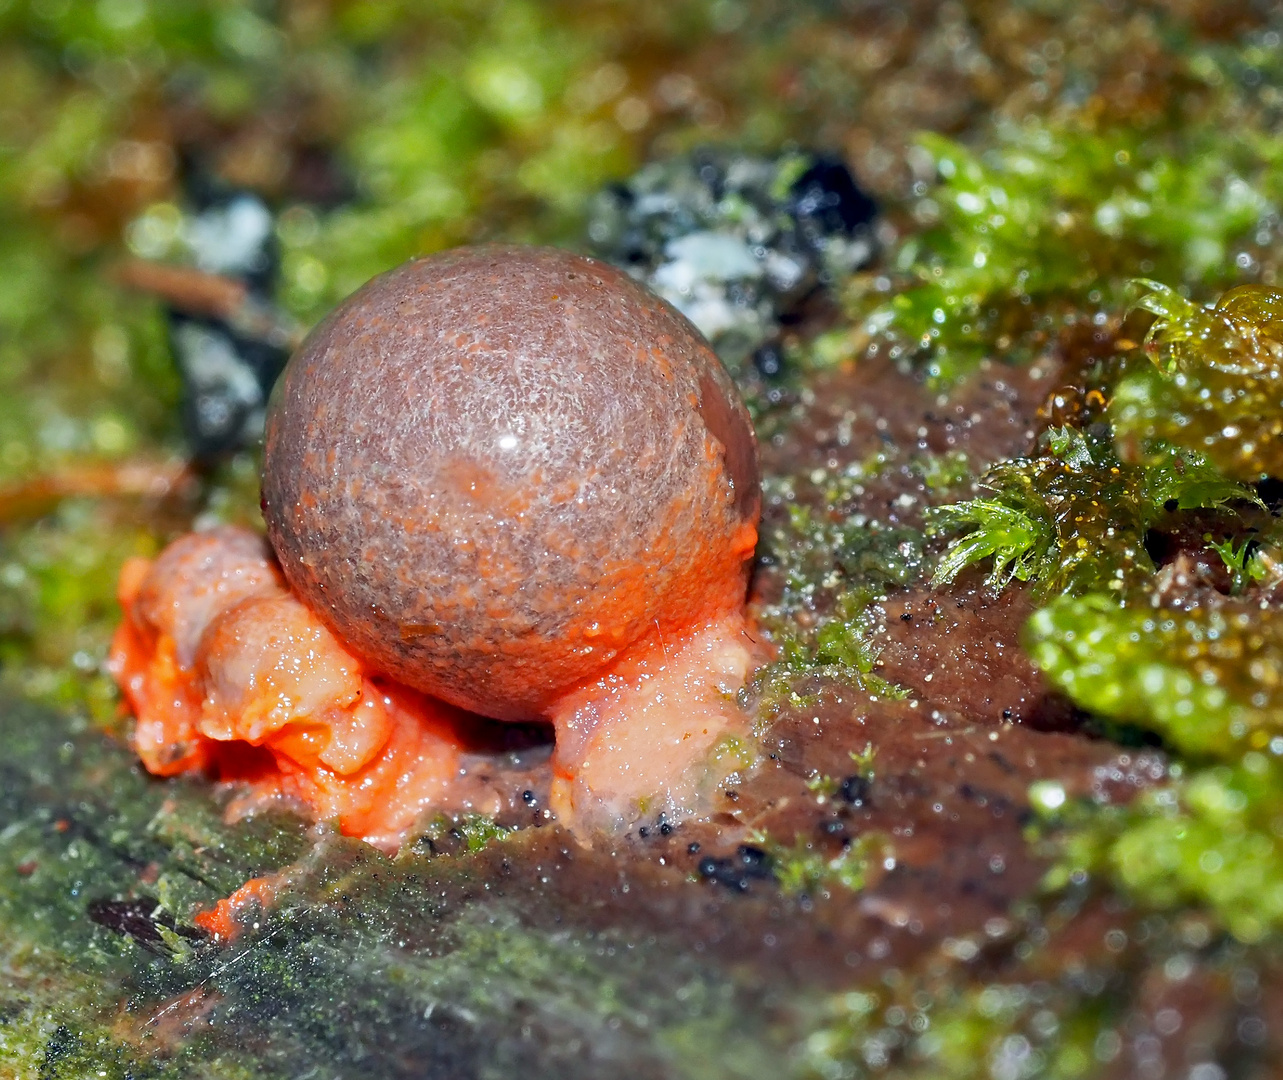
xmin=752 ymin=341 xmax=786 ymax=379
xmin=838 ymin=774 xmax=871 ymax=807
xmin=687 ymin=842 xmax=701 ymax=854
xmin=698 ymin=845 xmax=774 ymax=892
xmin=40 ymin=1024 xmax=80 ymax=1077
xmin=521 ymin=789 xmax=536 ymax=804
xmin=988 ymin=751 xmax=1017 ymax=775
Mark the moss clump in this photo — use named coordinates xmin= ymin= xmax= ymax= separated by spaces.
xmin=796 ymin=907 xmax=1158 ymax=1080
xmin=748 ymin=591 xmax=907 ymax=723
xmin=408 ymin=813 xmax=516 ymax=858
xmin=1028 ymin=590 xmax=1283 ymax=941
xmin=929 ymin=425 xmax=1257 ymax=600
xmin=1042 ymin=755 xmax=1283 ymax=944
xmin=765 ymin=831 xmax=890 ymax=900
xmin=927 ymin=272 xmax=1283 ymax=950
xmin=855 ymin=113 xmax=1275 ymax=383
xmin=1205 ymin=530 xmax=1283 ymax=594
xmin=0 ymin=502 xmax=160 ymax=726
xmin=759 ymin=448 xmax=941 ymax=622
xmin=1113 ymin=281 xmax=1283 ymax=482
xmin=751 ymin=461 xmax=927 ymax=715
xmin=1027 ymin=594 xmax=1283 ymax=760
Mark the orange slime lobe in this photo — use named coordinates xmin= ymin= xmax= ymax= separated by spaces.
xmin=109 ymin=527 xmax=466 ymax=850
xmin=549 ymin=611 xmax=764 ymax=832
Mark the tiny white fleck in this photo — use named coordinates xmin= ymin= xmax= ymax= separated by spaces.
xmin=1029 ymin=780 xmax=1067 ymax=812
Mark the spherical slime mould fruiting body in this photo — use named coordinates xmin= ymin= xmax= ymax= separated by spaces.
xmin=114 ymin=245 xmax=766 ymax=841
xmin=263 ymin=245 xmax=761 ymax=720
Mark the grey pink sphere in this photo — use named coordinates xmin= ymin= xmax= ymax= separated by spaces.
xmin=261 ymin=245 xmax=760 ymax=721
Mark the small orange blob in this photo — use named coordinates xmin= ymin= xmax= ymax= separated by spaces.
xmin=192 ymin=875 xmax=279 ymax=941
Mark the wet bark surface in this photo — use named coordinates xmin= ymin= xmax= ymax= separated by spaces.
xmin=0 ymin=359 xmax=1188 ymax=1079
xmin=0 ymin=685 xmax=1165 ymax=1079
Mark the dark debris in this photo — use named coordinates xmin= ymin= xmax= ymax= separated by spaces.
xmin=697 ymin=845 xmax=775 ymax=892
xmin=588 ymin=148 xmax=877 ymax=372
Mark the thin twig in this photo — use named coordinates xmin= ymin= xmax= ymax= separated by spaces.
xmin=0 ymin=458 xmax=195 ymax=522
xmin=115 ymin=260 xmax=249 ymax=322
xmin=114 ymin=259 xmax=305 ymax=351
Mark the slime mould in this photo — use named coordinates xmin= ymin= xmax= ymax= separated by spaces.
xmin=112 ymin=245 xmax=767 ymax=847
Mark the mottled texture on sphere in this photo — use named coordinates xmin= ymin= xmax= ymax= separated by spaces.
xmin=262 ymin=245 xmax=759 ymax=721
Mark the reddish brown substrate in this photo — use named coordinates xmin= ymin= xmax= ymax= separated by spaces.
xmin=877 ymin=580 xmax=1077 ymax=729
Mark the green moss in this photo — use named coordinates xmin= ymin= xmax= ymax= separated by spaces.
xmin=1205 ymin=530 xmax=1283 ymax=594
xmin=0 ymin=502 xmax=161 ymax=726
xmin=929 ymin=494 xmax=1057 ymax=592
xmin=1040 ymin=755 xmax=1283 ymax=943
xmin=758 ymin=461 xmax=928 ymax=615
xmin=805 ymin=746 xmax=874 ymax=803
xmin=960 ymin=275 xmax=1283 ymax=941
xmin=1026 ymin=579 xmax=1283 ymax=935
xmin=929 ymin=426 xmax=1257 ymax=600
xmin=797 ymin=940 xmax=1117 ymax=1080
xmin=0 ymin=698 xmax=314 ymax=1078
xmin=752 ymin=461 xmax=926 ymax=713
xmin=749 ymin=592 xmax=907 ymax=723
xmin=408 ymin=813 xmax=516 ymax=858
xmin=1113 ymin=281 xmax=1283 ymax=481
xmin=7 ymin=2 xmax=1283 ymax=1073
xmin=1027 ymin=593 xmax=1283 ymax=759
xmin=911 ymin=450 xmax=974 ymax=494
xmin=0 ymin=700 xmax=812 ymax=1080
xmin=1016 ymin=280 xmax=1283 ymax=937
xmin=856 ymin=111 xmax=1276 ymax=382
xmin=766 ymin=832 xmax=890 ymax=899
xmin=0 ymin=228 xmax=181 ymax=487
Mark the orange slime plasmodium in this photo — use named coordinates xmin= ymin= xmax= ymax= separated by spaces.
xmin=110 ymin=528 xmax=473 ymax=850
xmin=111 ymin=245 xmax=764 ymax=844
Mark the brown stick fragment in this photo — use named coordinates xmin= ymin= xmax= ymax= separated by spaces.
xmin=113 ymin=259 xmax=305 ymax=351
xmin=0 ymin=458 xmax=196 ymax=522
xmin=115 ymin=260 xmax=250 ymax=323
